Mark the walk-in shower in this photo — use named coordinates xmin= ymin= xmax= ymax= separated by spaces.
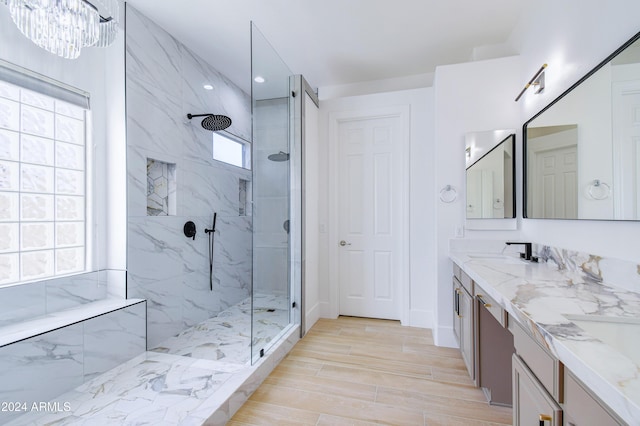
xmin=0 ymin=6 xmax=305 ymax=424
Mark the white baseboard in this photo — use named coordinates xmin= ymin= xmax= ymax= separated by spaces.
xmin=435 ymin=325 xmax=458 ymax=348
xmin=305 ymin=302 xmax=320 ymax=333
xmin=406 ymin=308 xmax=434 ymax=329
xmin=319 ymin=301 xmax=337 ymax=319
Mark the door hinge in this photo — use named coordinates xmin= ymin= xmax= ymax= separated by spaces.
xmin=291 ymin=90 xmax=296 ymax=98
xmin=292 ymin=301 xmax=297 ymax=308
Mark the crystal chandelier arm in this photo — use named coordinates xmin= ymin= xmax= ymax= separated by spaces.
xmin=4 ymin=0 xmax=119 ymax=58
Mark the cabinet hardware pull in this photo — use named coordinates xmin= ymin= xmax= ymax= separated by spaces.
xmin=477 ymin=295 xmax=491 ymax=308
xmin=539 ymin=414 xmax=552 ymax=425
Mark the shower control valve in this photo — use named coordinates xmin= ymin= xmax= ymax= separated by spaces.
xmin=183 ymin=221 xmax=197 ymax=240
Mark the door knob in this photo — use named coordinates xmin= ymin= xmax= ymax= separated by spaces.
xmin=339 ymin=240 xmax=351 ymax=246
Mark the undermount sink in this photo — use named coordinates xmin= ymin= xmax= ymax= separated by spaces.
xmin=466 ymin=254 xmax=524 ymax=263
xmin=564 ymin=314 xmax=640 ymax=365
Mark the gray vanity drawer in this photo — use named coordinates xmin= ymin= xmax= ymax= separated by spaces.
xmin=510 ymin=319 xmax=563 ymax=402
xmin=453 ymin=262 xmax=462 ymax=282
xmin=460 ymin=269 xmax=474 ymax=295
xmin=474 ymin=286 xmax=505 ymax=327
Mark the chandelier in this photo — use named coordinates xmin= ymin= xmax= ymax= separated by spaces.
xmin=4 ymin=0 xmax=119 ymax=59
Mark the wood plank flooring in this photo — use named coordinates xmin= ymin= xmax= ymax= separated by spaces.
xmin=229 ymin=316 xmax=512 ymax=425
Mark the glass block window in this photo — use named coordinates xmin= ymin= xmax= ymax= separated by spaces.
xmin=0 ymin=79 xmax=87 ymax=286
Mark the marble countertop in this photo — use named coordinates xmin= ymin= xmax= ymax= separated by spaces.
xmin=450 ymin=250 xmax=640 ymax=425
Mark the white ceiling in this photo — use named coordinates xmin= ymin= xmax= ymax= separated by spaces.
xmin=124 ymin=0 xmax=524 ymax=93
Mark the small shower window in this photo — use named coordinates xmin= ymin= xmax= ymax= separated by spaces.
xmin=212 ymin=132 xmax=250 ymax=170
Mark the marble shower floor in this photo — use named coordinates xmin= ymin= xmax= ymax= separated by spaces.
xmin=151 ymin=294 xmax=290 ymax=364
xmin=7 ymin=294 xmax=291 ymax=426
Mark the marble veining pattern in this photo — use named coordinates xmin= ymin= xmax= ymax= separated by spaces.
xmin=6 ymin=301 xmax=297 ymax=426
xmin=127 ymin=215 xmax=253 ymax=347
xmin=0 ymin=324 xmax=84 ymax=424
xmin=6 ymin=352 xmax=235 ymax=426
xmin=535 ymin=243 xmax=640 ymax=293
xmin=0 ymin=270 xmax=108 ymax=327
xmin=450 ymin=245 xmax=640 ymax=425
xmin=151 ymin=294 xmax=289 ymax=365
xmin=83 ymin=303 xmax=147 ymax=382
xmin=126 ymin=5 xmax=253 ymax=348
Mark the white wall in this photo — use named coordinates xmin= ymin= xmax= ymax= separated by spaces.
xmin=433 ymin=56 xmax=521 ymax=346
xmin=433 ymin=0 xmax=640 ymax=348
xmin=509 ymin=0 xmax=640 ymax=262
xmin=317 ymin=88 xmax=435 ymax=328
xmin=319 ymin=73 xmax=434 ymax=100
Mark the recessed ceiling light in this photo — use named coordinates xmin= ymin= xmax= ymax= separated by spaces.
xmin=203 ymin=84 xmax=214 ymax=90
xmin=254 ymin=76 xmax=266 ymax=83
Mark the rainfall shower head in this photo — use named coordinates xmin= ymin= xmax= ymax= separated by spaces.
xmin=268 ymin=151 xmax=289 ymax=162
xmin=187 ymin=113 xmax=232 ymax=131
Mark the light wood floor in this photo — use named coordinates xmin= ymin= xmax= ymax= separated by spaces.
xmin=229 ymin=316 xmax=512 ymax=425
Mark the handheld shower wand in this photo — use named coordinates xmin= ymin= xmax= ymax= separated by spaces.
xmin=205 ymin=212 xmax=217 ymax=291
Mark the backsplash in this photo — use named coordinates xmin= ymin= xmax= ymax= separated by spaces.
xmin=450 ymin=239 xmax=640 ymax=293
xmin=535 ymin=244 xmax=640 ymax=293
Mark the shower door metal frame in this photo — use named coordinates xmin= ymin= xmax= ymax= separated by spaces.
xmin=289 ymin=75 xmax=319 ymax=338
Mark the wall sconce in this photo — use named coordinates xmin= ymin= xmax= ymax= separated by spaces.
xmin=515 ymin=64 xmax=547 ymax=101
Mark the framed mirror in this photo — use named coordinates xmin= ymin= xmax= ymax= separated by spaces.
xmin=524 ymin=30 xmax=640 ymax=220
xmin=465 ymin=131 xmax=516 ymax=219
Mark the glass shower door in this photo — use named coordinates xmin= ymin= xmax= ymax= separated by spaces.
xmin=250 ymin=23 xmax=294 ymax=362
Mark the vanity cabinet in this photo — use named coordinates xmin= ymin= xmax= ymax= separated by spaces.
xmin=475 ymin=283 xmax=513 ymax=406
xmin=513 ymin=354 xmax=562 ymax=426
xmin=510 ymin=318 xmax=563 ymax=425
xmin=452 ymin=255 xmax=632 ymax=424
xmin=563 ymin=370 xmax=624 ymax=426
xmin=510 ymin=319 xmax=563 ymax=401
xmin=452 ymin=263 xmax=475 ymax=383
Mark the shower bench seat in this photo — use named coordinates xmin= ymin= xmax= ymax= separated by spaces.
xmin=0 ymin=298 xmax=147 ymax=425
xmin=0 ymin=298 xmax=145 ymax=347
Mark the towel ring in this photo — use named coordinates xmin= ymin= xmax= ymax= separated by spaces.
xmin=587 ymin=179 xmax=611 ymax=200
xmin=440 ymin=185 xmax=457 ymax=203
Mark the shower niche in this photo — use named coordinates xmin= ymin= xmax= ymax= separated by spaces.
xmin=146 ymin=158 xmax=176 ymax=216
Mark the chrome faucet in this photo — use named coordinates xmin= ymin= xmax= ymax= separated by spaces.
xmin=505 ymin=242 xmax=532 ymax=261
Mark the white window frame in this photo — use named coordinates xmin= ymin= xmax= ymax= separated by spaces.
xmin=212 ymin=131 xmax=251 ymax=170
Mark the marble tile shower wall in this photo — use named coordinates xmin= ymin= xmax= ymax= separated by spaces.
xmin=0 ymin=301 xmax=146 ymax=424
xmin=0 ymin=270 xmax=107 ymax=327
xmin=253 ymin=99 xmax=289 ymax=296
xmin=125 ymin=6 xmax=252 ymax=348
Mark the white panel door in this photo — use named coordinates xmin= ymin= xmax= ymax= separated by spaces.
xmin=337 ymin=115 xmax=402 ymax=320
xmin=532 ymin=145 xmax=578 ymax=219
